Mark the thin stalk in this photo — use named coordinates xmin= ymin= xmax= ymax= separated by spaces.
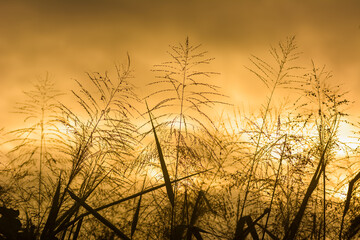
xmin=239 ymin=38 xmax=298 ymax=220
xmin=67 ymin=190 xmax=131 ymax=240
xmin=38 ymin=92 xmax=46 ymax=231
xmin=172 ymin=37 xmax=190 ymax=232
xmin=240 ymin=53 xmax=287 ymax=219
xmin=339 ymin=171 xmax=360 ymax=239
xmin=261 ymin=135 xmax=287 ymax=240
xmin=54 ymin=170 xmax=209 ymax=234
xmin=283 ymin=114 xmax=339 ymax=240
xmin=314 ymin=63 xmax=326 ymax=240
xmin=323 ymin=163 xmax=326 ymax=240
xmin=55 ymin=65 xmax=132 ymax=235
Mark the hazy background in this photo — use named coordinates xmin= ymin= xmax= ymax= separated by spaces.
xmin=1 ymin=0 xmax=359 ymax=129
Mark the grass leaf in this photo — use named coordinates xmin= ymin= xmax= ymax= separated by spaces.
xmin=40 ymin=176 xmax=62 ymax=240
xmin=67 ymin=189 xmax=130 ymax=240
xmin=146 ymin=101 xmax=175 ymax=207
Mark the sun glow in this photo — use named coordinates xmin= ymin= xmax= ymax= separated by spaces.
xmin=333 ymin=182 xmax=349 ymax=201
xmin=336 ymin=122 xmax=358 ymax=157
xmin=147 ymin=165 xmax=163 ymax=181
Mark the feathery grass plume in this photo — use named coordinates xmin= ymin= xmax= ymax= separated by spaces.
xmin=6 ymin=74 xmax=62 ymax=234
xmin=253 ymin=62 xmax=350 ymax=239
xmin=2 ymin=37 xmax=359 ymax=239
xmin=239 ymin=36 xmax=304 ymax=222
xmin=2 ymin=56 xmax=140 ymax=239
xmin=53 ymin=57 xmax=140 ymax=238
xmin=143 ymin=37 xmax=228 ymax=235
xmin=144 ymin=37 xmax=228 ymax=175
xmin=61 ymin=57 xmax=138 ymax=182
xmin=282 ymin=62 xmax=349 ymax=240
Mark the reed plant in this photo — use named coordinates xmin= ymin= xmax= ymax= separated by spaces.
xmin=1 ymin=37 xmax=360 ymax=240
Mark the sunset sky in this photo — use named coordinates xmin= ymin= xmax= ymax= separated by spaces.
xmin=1 ymin=0 xmax=359 ymax=129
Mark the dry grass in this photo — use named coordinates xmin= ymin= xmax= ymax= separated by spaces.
xmin=0 ymin=37 xmax=359 ymax=240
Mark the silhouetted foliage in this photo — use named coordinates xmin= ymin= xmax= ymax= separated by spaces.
xmin=0 ymin=37 xmax=359 ymax=240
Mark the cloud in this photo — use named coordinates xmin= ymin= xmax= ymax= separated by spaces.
xmin=0 ymin=0 xmax=359 ymax=128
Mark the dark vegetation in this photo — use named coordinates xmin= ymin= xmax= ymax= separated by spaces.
xmin=0 ymin=37 xmax=360 ymax=239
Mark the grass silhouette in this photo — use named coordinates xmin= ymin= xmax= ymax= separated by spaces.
xmin=0 ymin=37 xmax=359 ymax=240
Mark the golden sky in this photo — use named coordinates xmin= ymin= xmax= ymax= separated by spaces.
xmin=1 ymin=0 xmax=360 ymax=129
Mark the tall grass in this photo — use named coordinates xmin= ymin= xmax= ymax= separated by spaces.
xmin=240 ymin=36 xmax=303 ymax=221
xmin=6 ymin=75 xmax=62 ymax=234
xmin=0 ymin=37 xmax=359 ymax=240
xmin=143 ymin=37 xmax=228 ymax=237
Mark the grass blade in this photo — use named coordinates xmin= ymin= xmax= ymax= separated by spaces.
xmin=191 ymin=227 xmax=204 ymax=240
xmin=255 ymin=223 xmax=280 ymax=240
xmin=131 ymin=177 xmax=146 ymax=238
xmin=234 ymin=209 xmax=269 ymax=240
xmin=72 ymin=217 xmax=83 ymax=240
xmin=131 ymin=195 xmax=142 ymax=238
xmin=40 ymin=176 xmax=62 ymax=240
xmin=339 ymin=171 xmax=360 ymax=239
xmin=55 ymin=169 xmax=114 ymax=233
xmin=55 ymin=170 xmax=209 ymax=234
xmin=261 ymin=135 xmax=287 ymax=240
xmin=283 ymin=133 xmax=334 ymax=240
xmin=67 ymin=189 xmax=130 ymax=240
xmin=345 ymin=215 xmax=360 ymax=239
xmin=146 ymin=101 xmax=174 ymax=207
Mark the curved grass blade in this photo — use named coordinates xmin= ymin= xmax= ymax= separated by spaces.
xmin=67 ymin=189 xmax=130 ymax=240
xmin=40 ymin=176 xmax=62 ymax=240
xmin=191 ymin=226 xmax=204 ymax=240
xmin=146 ymin=101 xmax=174 ymax=207
xmin=55 ymin=170 xmax=210 ymax=234
xmin=345 ymin=215 xmax=360 ymax=239
xmin=131 ymin=195 xmax=142 ymax=238
xmin=255 ymin=223 xmax=280 ymax=240
xmin=339 ymin=171 xmax=360 ymax=239
xmin=72 ymin=217 xmax=83 ymax=240
xmin=284 ymin=123 xmax=336 ymax=240
xmin=131 ymin=177 xmax=145 ymax=238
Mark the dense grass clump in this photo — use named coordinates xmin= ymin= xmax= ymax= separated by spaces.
xmin=0 ymin=37 xmax=359 ymax=240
